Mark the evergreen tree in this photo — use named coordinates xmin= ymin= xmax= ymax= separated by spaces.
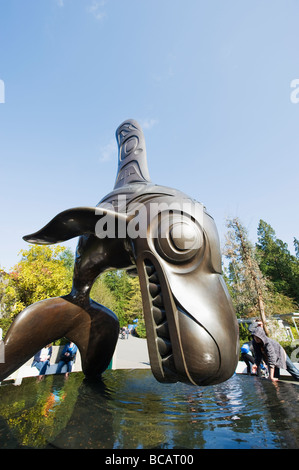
xmin=100 ymin=270 xmax=135 ymax=326
xmin=256 ymin=220 xmax=299 ymax=304
xmin=93 ymin=270 xmax=145 ymax=331
xmin=294 ymin=237 xmax=299 ymax=259
xmin=224 ymin=217 xmax=269 ymax=334
xmin=126 ymin=276 xmax=143 ymax=324
xmin=90 ymin=275 xmax=118 ymax=314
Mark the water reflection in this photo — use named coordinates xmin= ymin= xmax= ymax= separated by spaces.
xmin=0 ymin=371 xmax=298 ymax=449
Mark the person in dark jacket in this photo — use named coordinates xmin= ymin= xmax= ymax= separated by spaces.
xmin=251 ymin=327 xmax=299 ymax=382
xmin=56 ymin=342 xmax=78 ymax=377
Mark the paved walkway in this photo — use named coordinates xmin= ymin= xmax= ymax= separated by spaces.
xmin=112 ymin=335 xmax=150 ymax=369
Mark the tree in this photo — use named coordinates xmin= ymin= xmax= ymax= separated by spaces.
xmin=293 ymin=237 xmax=299 ymax=259
xmin=91 ymin=270 xmax=145 ymax=331
xmin=90 ymin=275 xmax=118 ymax=313
xmin=224 ymin=218 xmax=299 ymax=335
xmin=0 ymin=245 xmax=74 ymax=330
xmin=126 ymin=276 xmax=143 ymax=324
xmin=256 ymin=220 xmax=299 ymax=304
xmin=100 ymin=271 xmax=133 ymax=326
xmin=59 ymin=248 xmax=75 ymax=271
xmin=224 ymin=217 xmax=269 ymax=334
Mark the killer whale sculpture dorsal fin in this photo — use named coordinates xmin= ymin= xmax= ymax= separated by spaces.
xmin=23 ymin=120 xmax=151 ymax=246
xmin=114 ymin=119 xmax=151 ymax=189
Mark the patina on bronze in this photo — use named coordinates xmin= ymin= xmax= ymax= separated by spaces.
xmin=0 ymin=119 xmax=239 ymax=385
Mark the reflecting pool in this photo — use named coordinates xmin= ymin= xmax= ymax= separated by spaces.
xmin=0 ymin=370 xmax=298 ymax=449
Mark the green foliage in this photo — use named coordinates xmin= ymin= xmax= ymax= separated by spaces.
xmin=224 ymin=219 xmax=299 ymax=334
xmin=126 ymin=277 xmax=144 ymax=325
xmin=91 ymin=270 xmax=144 ymax=330
xmin=0 ymin=245 xmax=74 ymax=333
xmin=256 ymin=220 xmax=299 ymax=304
xmin=99 ymin=271 xmax=136 ymax=326
xmin=0 ymin=317 xmax=12 ymax=337
xmin=264 ymin=289 xmax=298 ymax=316
xmin=238 ymin=323 xmax=252 ymax=343
xmin=90 ymin=275 xmax=118 ymax=313
xmin=280 ymin=341 xmax=299 ymax=359
xmin=135 ymin=316 xmax=147 ymax=338
xmin=224 ymin=217 xmax=268 ymax=321
xmin=59 ymin=248 xmax=75 ymax=271
xmin=224 ymin=217 xmax=299 ymax=326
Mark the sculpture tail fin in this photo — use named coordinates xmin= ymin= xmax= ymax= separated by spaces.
xmin=0 ymin=297 xmax=119 ymax=382
xmin=114 ymin=119 xmax=151 ymax=189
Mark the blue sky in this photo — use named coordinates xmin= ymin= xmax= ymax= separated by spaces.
xmin=0 ymin=0 xmax=299 ymax=271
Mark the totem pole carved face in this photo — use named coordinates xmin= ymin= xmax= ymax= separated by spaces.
xmin=114 ymin=120 xmax=151 ymax=189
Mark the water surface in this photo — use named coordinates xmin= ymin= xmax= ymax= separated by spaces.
xmin=0 ymin=370 xmax=298 ymax=449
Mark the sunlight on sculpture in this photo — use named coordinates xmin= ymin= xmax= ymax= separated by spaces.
xmin=0 ymin=119 xmax=239 ymax=386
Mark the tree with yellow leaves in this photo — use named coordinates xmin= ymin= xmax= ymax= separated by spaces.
xmin=0 ymin=245 xmax=74 ymax=335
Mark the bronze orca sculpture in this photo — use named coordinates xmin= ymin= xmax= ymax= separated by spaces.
xmin=0 ymin=119 xmax=239 ymax=385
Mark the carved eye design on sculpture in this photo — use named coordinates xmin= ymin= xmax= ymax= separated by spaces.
xmin=155 ymin=212 xmax=204 ymax=264
xmin=117 ymin=123 xmax=139 ymax=144
xmin=120 ymin=136 xmax=143 ymax=160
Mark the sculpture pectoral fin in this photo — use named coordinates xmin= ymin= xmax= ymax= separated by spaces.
xmin=23 ymin=207 xmax=129 ymax=244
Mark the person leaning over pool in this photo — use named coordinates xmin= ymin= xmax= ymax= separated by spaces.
xmin=251 ymin=327 xmax=299 ymax=382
